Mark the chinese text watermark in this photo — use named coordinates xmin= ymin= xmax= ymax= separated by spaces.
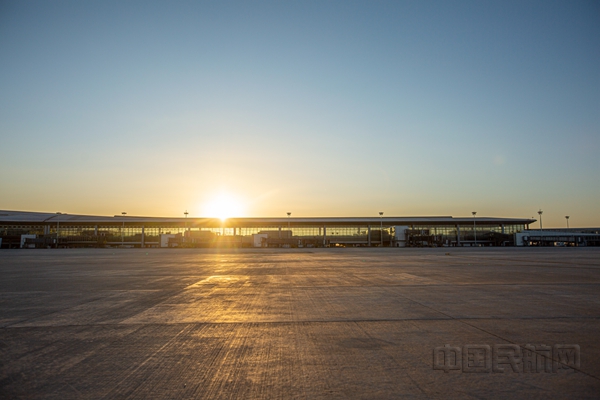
xmin=433 ymin=344 xmax=580 ymax=373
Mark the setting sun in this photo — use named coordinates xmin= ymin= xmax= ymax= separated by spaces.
xmin=202 ymin=193 xmax=245 ymax=220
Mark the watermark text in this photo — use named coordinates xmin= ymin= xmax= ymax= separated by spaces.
xmin=433 ymin=344 xmax=580 ymax=373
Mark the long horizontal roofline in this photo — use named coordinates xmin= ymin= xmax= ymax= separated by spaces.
xmin=0 ymin=210 xmax=535 ymax=226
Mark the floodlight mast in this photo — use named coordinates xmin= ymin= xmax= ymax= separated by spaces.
xmin=472 ymin=212 xmax=477 ymax=246
xmin=55 ymin=212 xmax=62 ymax=248
xmin=121 ymin=212 xmax=127 ymax=247
xmin=379 ymin=212 xmax=384 ymax=246
xmin=184 ymin=210 xmax=189 ymax=243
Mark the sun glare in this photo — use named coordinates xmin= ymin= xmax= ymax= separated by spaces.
xmin=203 ymin=193 xmax=245 ymax=220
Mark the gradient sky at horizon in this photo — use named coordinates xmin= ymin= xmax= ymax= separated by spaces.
xmin=1 ymin=0 xmax=599 ymax=227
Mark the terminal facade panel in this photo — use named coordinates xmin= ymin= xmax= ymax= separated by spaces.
xmin=0 ymin=210 xmax=559 ymax=249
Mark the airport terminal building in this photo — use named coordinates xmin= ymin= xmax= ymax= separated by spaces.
xmin=0 ymin=210 xmax=546 ymax=249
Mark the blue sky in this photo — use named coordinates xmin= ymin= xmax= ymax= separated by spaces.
xmin=1 ymin=0 xmax=598 ymax=226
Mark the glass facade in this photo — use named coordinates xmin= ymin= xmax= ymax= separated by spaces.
xmin=403 ymin=223 xmax=526 ymax=247
xmin=0 ymin=217 xmax=529 ymax=249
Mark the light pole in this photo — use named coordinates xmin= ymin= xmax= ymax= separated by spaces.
xmin=121 ymin=212 xmax=127 ymax=247
xmin=538 ymin=209 xmax=543 ymax=231
xmin=379 ymin=212 xmax=384 ymax=247
xmin=184 ymin=210 xmax=189 ymax=244
xmin=55 ymin=212 xmax=62 ymax=248
xmin=565 ymin=215 xmax=570 ymax=229
xmin=287 ymin=212 xmax=291 ymax=232
xmin=472 ymin=212 xmax=477 ymax=246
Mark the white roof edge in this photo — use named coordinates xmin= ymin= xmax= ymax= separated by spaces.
xmin=0 ymin=210 xmax=535 ymax=224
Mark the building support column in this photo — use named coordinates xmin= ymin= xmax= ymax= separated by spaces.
xmin=368 ymin=225 xmax=371 ymax=247
xmin=456 ymin=225 xmax=461 ymax=246
xmin=323 ymin=226 xmax=327 ymax=247
xmin=141 ymin=226 xmax=145 ymax=248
